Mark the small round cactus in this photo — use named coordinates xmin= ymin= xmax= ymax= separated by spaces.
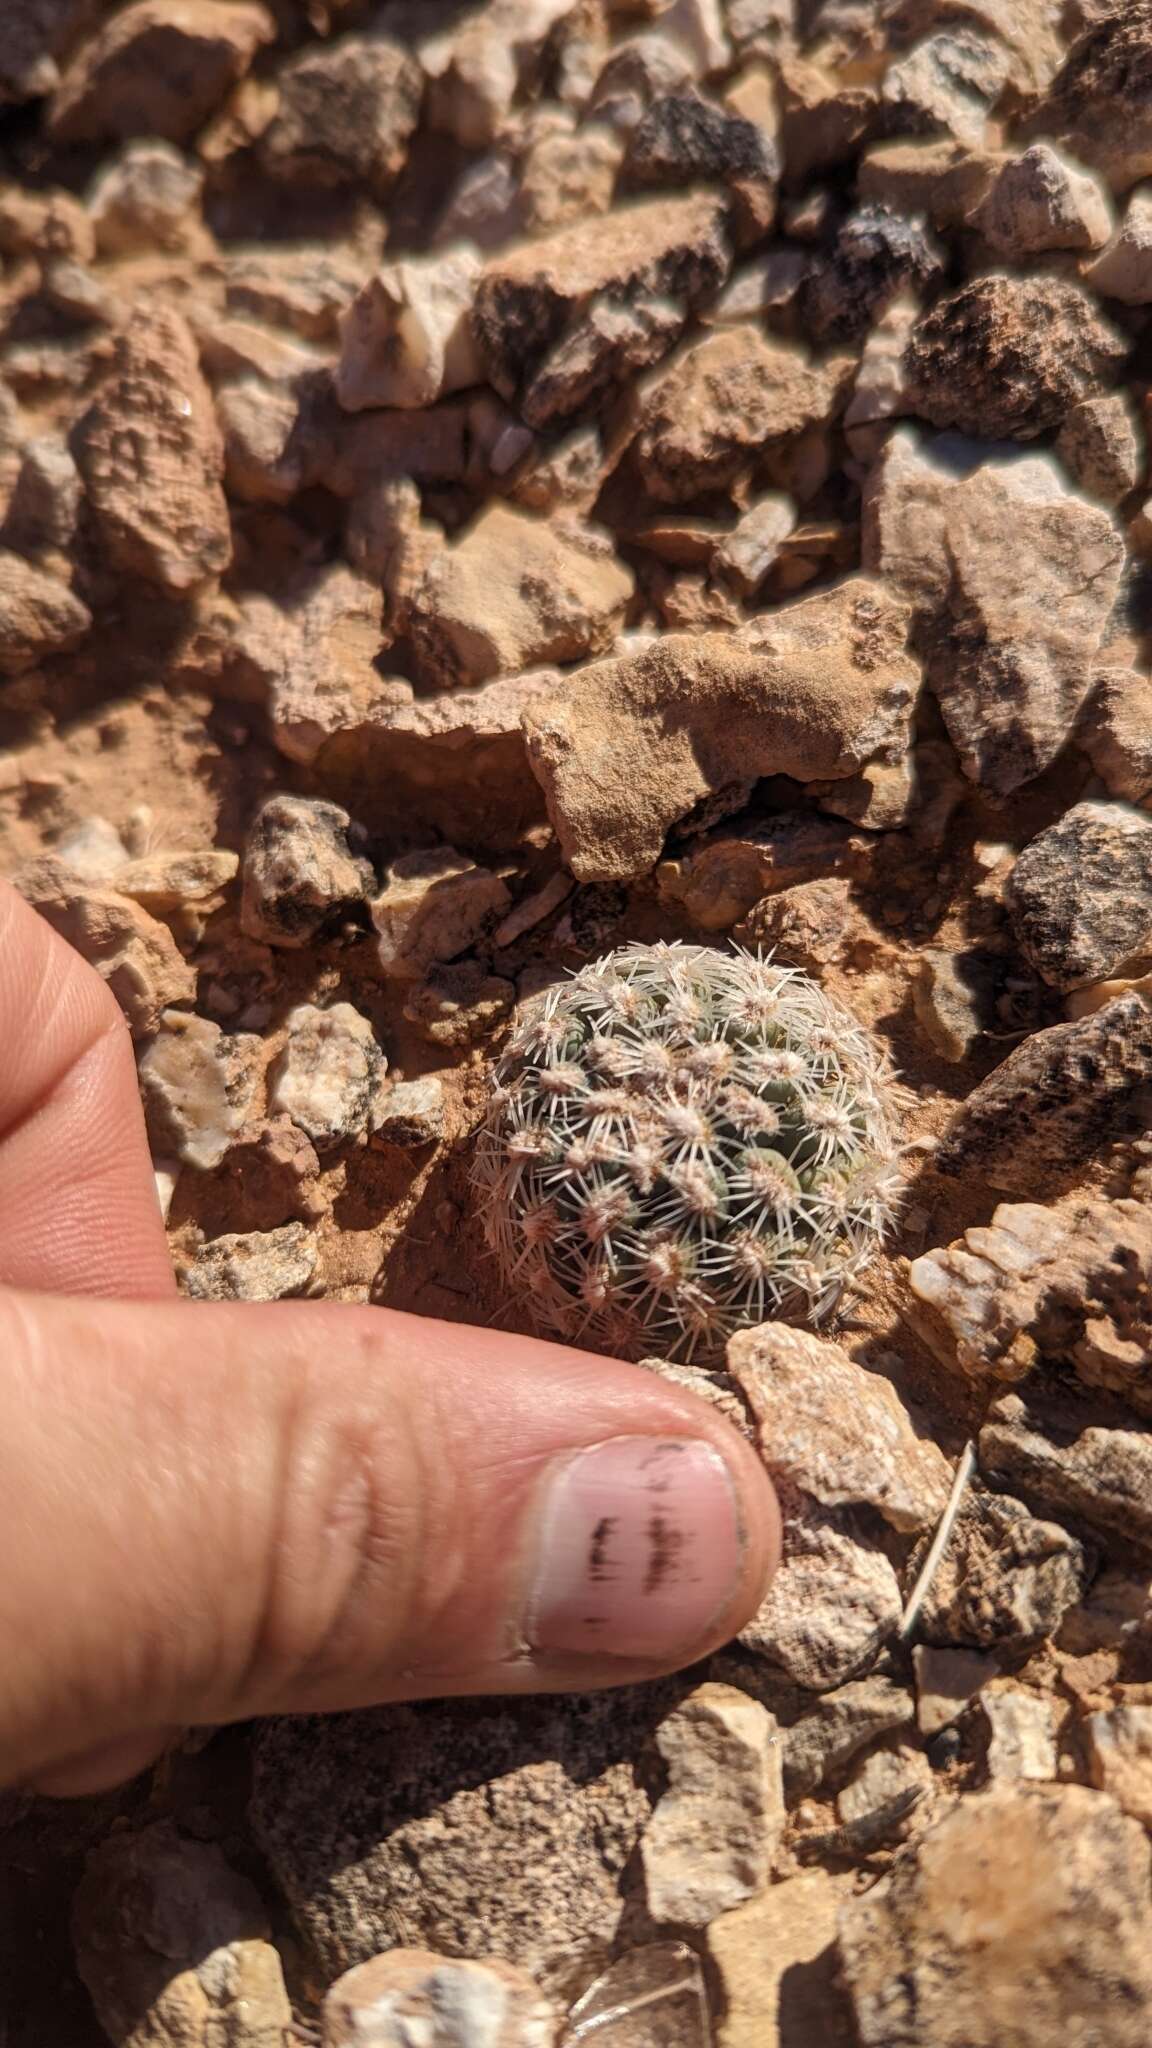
xmin=475 ymin=941 xmax=905 ymax=1365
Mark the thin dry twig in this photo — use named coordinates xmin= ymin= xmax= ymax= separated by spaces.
xmin=899 ymin=1439 xmax=977 ymax=1642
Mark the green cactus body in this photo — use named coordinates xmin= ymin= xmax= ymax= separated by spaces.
xmin=474 ymin=940 xmax=904 ymax=1365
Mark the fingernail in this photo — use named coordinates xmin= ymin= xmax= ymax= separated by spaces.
xmin=527 ymin=1436 xmax=744 ymax=1662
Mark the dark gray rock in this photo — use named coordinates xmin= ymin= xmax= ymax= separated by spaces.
xmin=917 ymin=1487 xmax=1090 ymax=1653
xmin=904 ymin=275 xmax=1128 ymax=440
xmin=783 ymin=1677 xmax=916 ymax=1800
xmin=1008 ymin=801 xmax=1152 ymax=991
xmin=980 ymin=1391 xmax=1152 ymax=1555
xmin=622 ymin=88 xmax=779 ymax=244
xmin=799 ymin=203 xmax=944 ymax=347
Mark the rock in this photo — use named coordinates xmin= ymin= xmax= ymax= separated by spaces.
xmin=564 ymin=1942 xmax=711 ymax=2048
xmin=115 ymin=849 xmax=239 ymax=914
xmin=403 ymin=962 xmax=516 ymax=1049
xmin=224 ymin=246 xmax=362 ymax=341
xmin=240 ymin=570 xmax=387 ymax=766
xmin=712 ymin=494 xmax=795 ymax=597
xmin=208 ymin=1117 xmax=326 ymax=1231
xmin=15 ymin=870 xmax=195 ymax=1036
xmin=252 ymin=1685 xmax=686 ymax=2001
xmin=241 ymin=793 xmax=373 ymax=949
xmin=799 ymin=206 xmax=942 ymax=349
xmin=1084 ymin=668 xmax=1152 ymax=801
xmin=880 ymin=26 xmax=1008 ymax=146
xmin=663 ymin=813 xmax=864 ymax=933
xmin=519 ymin=117 xmax=623 ymax=236
xmin=336 ymin=248 xmax=482 ymax=413
xmin=3 ymin=434 xmax=83 ymax=558
xmin=181 ymin=1221 xmax=317 ymax=1302
xmin=911 ymin=947 xmax=995 ymax=1063
xmin=370 ymin=1075 xmax=446 ymax=1148
xmin=783 ymin=1678 xmax=916 ymax=1800
xmin=641 ymin=1683 xmax=783 ymax=1927
xmin=371 ymin=848 xmax=510 ymax=982
xmin=913 ymin=1645 xmax=995 ymax=1736
xmin=981 ymin=1690 xmax=1057 ymax=1783
xmin=0 ymin=179 xmax=94 ymax=259
xmin=87 ymin=139 xmax=205 ymax=256
xmin=269 ymin=1002 xmax=386 ymax=1152
xmin=49 ymin=0 xmax=273 ymax=145
xmin=911 ymin=1485 xmax=1089 ymax=1654
xmin=1085 ymin=190 xmax=1152 ymax=303
xmin=726 ymin=1323 xmax=949 ymax=1535
xmin=1054 ymin=393 xmax=1142 ymax=506
xmin=904 ymin=275 xmax=1128 ymax=442
xmin=621 ymin=87 xmax=779 ymax=244
xmin=738 ymin=1487 xmax=903 ymax=1692
xmin=1085 ymin=1706 xmax=1152 ymax=1826
xmin=524 ymin=578 xmax=918 ymax=883
xmin=407 ymin=507 xmax=633 ymax=690
xmin=493 ymin=871 xmax=573 ymax=949
xmin=865 ymin=432 xmax=1125 ymax=794
xmin=587 ymin=33 xmax=694 ymax=132
xmin=260 ymin=36 xmax=421 ymax=188
xmin=53 ymin=816 xmax=128 ymax=883
xmin=72 ymin=1821 xmax=292 ymax=2048
xmin=472 ymin=191 xmax=731 ymax=429
xmin=420 ymin=0 xmax=576 ymax=150
xmin=76 ymin=305 xmax=231 ymax=591
xmin=138 ymin=1010 xmax=263 ymax=1170
xmin=837 ymin=1785 xmax=1152 ymax=2048
xmin=858 ymin=137 xmax=999 ymax=230
xmin=1008 ymin=802 xmax=1152 ymax=990
xmin=935 ymin=992 xmax=1152 ymax=1196
xmin=980 ymin=1389 xmax=1152 ymax=1552
xmin=836 ymin=1744 xmax=933 ymax=1829
xmin=707 ymin=1871 xmax=853 ymax=2048
xmin=1024 ymin=3 xmax=1152 ymax=193
xmin=322 ymin=1952 xmax=556 ymax=2048
xmin=0 ymin=549 xmax=90 ymax=673
xmin=973 ymin=143 xmax=1113 ymax=256
xmin=633 ymin=326 xmax=846 ymax=503
xmin=736 ymin=877 xmax=852 ymax=970
xmin=777 ymin=54 xmax=875 ymax=184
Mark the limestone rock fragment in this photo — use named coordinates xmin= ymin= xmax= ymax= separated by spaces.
xmin=1054 ymin=393 xmax=1142 ymax=506
xmin=87 ymin=139 xmax=206 ymax=256
xmin=973 ymin=143 xmax=1113 ymax=256
xmin=15 ymin=868 xmax=195 ymax=1036
xmin=632 ymin=325 xmax=846 ymax=503
xmin=911 ymin=1485 xmax=1088 ymax=1653
xmin=370 ymin=1076 xmax=446 ymax=1149
xmin=1008 ymin=801 xmax=1152 ymax=990
xmin=880 ymin=26 xmax=1008 ymax=146
xmin=1023 ymin=3 xmax=1152 ymax=193
xmin=1085 ymin=1706 xmax=1152 ymax=1826
xmin=1083 ymin=668 xmax=1152 ymax=801
xmin=783 ymin=1677 xmax=915 ymax=1800
xmin=980 ymin=1390 xmax=1152 ymax=1551
xmin=737 ymin=877 xmax=852 ymax=969
xmin=640 ymin=1684 xmax=782 ymax=1927
xmin=1086 ymin=190 xmax=1152 ymax=304
xmin=49 ymin=0 xmax=271 ymax=143
xmin=260 ymin=33 xmax=421 ymax=191
xmin=138 ymin=1010 xmax=263 ymax=1170
xmin=241 ymin=794 xmax=373 ymax=950
xmin=904 ymin=275 xmax=1127 ymax=441
xmin=981 ymin=1690 xmax=1057 ymax=1783
xmin=269 ymin=1003 xmax=386 ymax=1152
xmin=621 ymin=87 xmax=779 ymax=244
xmin=372 ymin=848 xmax=510 ymax=982
xmin=707 ymin=1871 xmax=853 ymax=2048
xmin=181 ymin=1222 xmax=317 ymax=1301
xmin=913 ymin=1644 xmax=994 ymax=1736
xmin=798 ymin=204 xmax=942 ymax=347
xmin=403 ymin=963 xmax=516 ymax=1049
xmin=738 ymin=1485 xmax=903 ymax=1691
xmin=322 ymin=1951 xmax=556 ymax=2048
xmin=337 ymin=248 xmax=482 ymax=412
xmin=0 ymin=548 xmax=90 ymax=672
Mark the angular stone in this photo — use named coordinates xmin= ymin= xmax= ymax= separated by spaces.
xmin=633 ymin=325 xmax=846 ymax=503
xmin=181 ymin=1221 xmax=317 ymax=1302
xmin=76 ymin=305 xmax=230 ymax=591
xmin=713 ymin=493 xmax=795 ymax=597
xmin=911 ymin=1485 xmax=1089 ymax=1654
xmin=621 ymin=87 xmax=779 ymax=245
xmin=564 ymin=1943 xmax=710 ymax=2048
xmin=974 ymin=143 xmax=1113 ymax=256
xmin=981 ymin=1389 xmax=1152 ymax=1552
xmin=838 ymin=1785 xmax=1152 ymax=2048
xmin=904 ymin=275 xmax=1128 ymax=442
xmin=337 ymin=248 xmax=483 ymax=412
xmin=783 ymin=1678 xmax=916 ymax=1800
xmin=14 ymin=870 xmax=195 ymax=1037
xmin=269 ymin=1002 xmax=386 ymax=1152
xmin=1084 ymin=667 xmax=1152 ymax=801
xmin=739 ymin=1486 xmax=903 ymax=1692
xmin=1055 ymin=393 xmax=1142 ymax=506
xmin=1009 ymin=801 xmax=1152 ymax=990
xmin=138 ymin=1010 xmax=263 ymax=1171
xmin=981 ymin=1690 xmax=1057 ymax=1783
xmin=934 ymin=993 xmax=1152 ymax=1197
xmin=914 ymin=1645 xmax=995 ymax=1736
xmin=736 ymin=877 xmax=852 ymax=970
xmin=403 ymin=962 xmax=516 ymax=1049
xmin=524 ymin=579 xmax=918 ymax=882
xmin=728 ymin=1323 xmax=949 ymax=1535
xmin=858 ymin=136 xmax=999 ymax=230
xmin=1085 ymin=1706 xmax=1152 ymax=1826
xmin=241 ymin=793 xmax=372 ymax=949
xmin=798 ymin=204 xmax=943 ymax=348
xmin=519 ymin=116 xmax=623 ymax=236
xmin=640 ymin=1684 xmax=782 ymax=1927
xmin=777 ymin=54 xmax=875 ymax=184
xmin=420 ymin=0 xmax=575 ymax=149
xmin=3 ymin=435 xmax=83 ymax=557
xmin=72 ymin=1821 xmax=291 ymax=2048
xmin=233 ymin=569 xmax=387 ymax=767
xmin=370 ymin=1075 xmax=446 ymax=1149
xmin=48 ymin=0 xmax=272 ymax=143
xmin=880 ymin=26 xmax=1008 ymax=146
xmin=371 ymin=848 xmax=511 ymax=981
xmin=115 ymin=849 xmax=238 ymax=914
xmin=1086 ymin=191 xmax=1152 ymax=304
xmin=207 ymin=1118 xmax=325 ymax=1231
xmin=87 ymin=138 xmax=206 ymax=256
xmin=0 ymin=549 xmax=89 ymax=673
xmin=260 ymin=33 xmax=421 ymax=191
xmin=1024 ymin=3 xmax=1152 ymax=192
xmin=322 ymin=1951 xmax=556 ymax=2048
xmin=407 ymin=507 xmax=633 ymax=690
xmin=472 ymin=192 xmax=730 ymax=429
xmin=707 ymin=1872 xmax=854 ymax=2048
xmin=662 ymin=813 xmax=864 ymax=933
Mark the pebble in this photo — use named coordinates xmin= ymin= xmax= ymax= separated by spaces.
xmin=1086 ymin=189 xmax=1152 ymax=304
xmin=798 ymin=203 xmax=943 ymax=348
xmin=973 ymin=142 xmax=1113 ymax=256
xmin=980 ymin=1389 xmax=1152 ymax=1552
xmin=138 ymin=1010 xmax=263 ymax=1171
xmin=336 ymin=247 xmax=483 ymax=412
xmin=913 ymin=1645 xmax=996 ymax=1737
xmin=739 ymin=1486 xmax=903 ymax=1693
xmin=1084 ymin=1705 xmax=1152 ymax=1827
xmin=402 ymin=963 xmax=516 ymax=1049
xmin=269 ymin=1002 xmax=387 ymax=1151
xmin=48 ymin=0 xmax=273 ymax=145
xmin=836 ymin=1744 xmax=933 ymax=1828
xmin=706 ymin=1871 xmax=853 ymax=2048
xmin=0 ymin=547 xmax=91 ymax=673
xmin=783 ymin=1677 xmax=916 ymax=1801
xmin=903 ymin=275 xmax=1127 ymax=442
xmin=910 ymin=1485 xmax=1088 ymax=1655
xmin=1023 ymin=4 xmax=1152 ymax=193
xmin=14 ymin=871 xmax=196 ymax=1037
xmin=372 ymin=847 xmax=511 ymax=981
xmin=1054 ymin=394 xmax=1142 ymax=506
xmin=87 ymin=138 xmax=206 ymax=256
xmin=980 ymin=1690 xmax=1057 ymax=1783
xmin=736 ymin=876 xmax=851 ymax=970
xmin=240 ymin=793 xmax=373 ymax=950
xmin=1007 ymin=800 xmax=1152 ymax=990
xmin=641 ymin=1683 xmax=783 ymax=1927
xmin=259 ymin=32 xmax=421 ymax=192
xmin=621 ymin=86 xmax=779 ymax=246
xmin=1084 ymin=667 xmax=1152 ymax=801
xmin=370 ymin=1076 xmax=446 ymax=1149
xmin=322 ymin=1950 xmax=556 ymax=2048
xmin=180 ymin=1221 xmax=317 ymax=1302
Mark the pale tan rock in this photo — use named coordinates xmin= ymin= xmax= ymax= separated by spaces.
xmin=0 ymin=178 xmax=95 ymax=259
xmin=738 ymin=1486 xmax=903 ymax=1691
xmin=838 ymin=1785 xmax=1152 ymax=2048
xmin=73 ymin=1821 xmax=292 ymax=2048
xmin=408 ymin=506 xmax=632 ymax=690
xmin=15 ymin=868 xmax=195 ymax=1036
xmin=736 ymin=877 xmax=852 ymax=970
xmin=777 ymin=54 xmax=875 ymax=183
xmin=1084 ymin=667 xmax=1152 ymax=801
xmin=909 ymin=1192 xmax=1152 ymax=1414
xmin=524 ymin=579 xmax=918 ymax=882
xmin=54 ymin=816 xmax=129 ymax=884
xmin=260 ymin=31 xmax=420 ymax=191
xmin=1024 ymin=5 xmax=1152 ymax=193
xmin=843 ymin=291 xmax=919 ymax=463
xmin=402 ymin=962 xmax=515 ymax=1049
xmin=974 ymin=143 xmax=1113 ymax=256
xmin=1085 ymin=189 xmax=1152 ymax=302
xmin=3 ymin=433 xmax=83 ymax=557
xmin=230 ymin=569 xmax=386 ymax=765
xmin=421 ymin=0 xmax=576 ymax=149
xmin=837 ymin=1744 xmax=933 ymax=1827
xmin=858 ymin=138 xmax=1000 ymax=230
xmin=322 ymin=1950 xmax=556 ymax=2048
xmin=1055 ymin=394 xmax=1142 ymax=506
xmin=641 ymin=1683 xmax=783 ymax=1927
xmin=182 ymin=1221 xmax=317 ymax=1301
xmin=981 ymin=1690 xmax=1057 ymax=1783
xmin=115 ymin=849 xmax=238 ymax=913
xmin=472 ymin=191 xmax=731 ymax=429
xmin=49 ymin=0 xmax=273 ymax=144
xmin=519 ymin=115 xmax=623 ymax=233
xmin=633 ymin=326 xmax=845 ymax=503
xmin=370 ymin=1076 xmax=446 ymax=1149
xmin=663 ymin=813 xmax=864 ymax=933
xmin=980 ymin=1389 xmax=1152 ymax=1551
xmin=0 ymin=548 xmax=89 ymax=672
xmin=727 ymin=1323 xmax=949 ymax=1535
xmin=87 ymin=138 xmax=206 ymax=256
xmin=336 ymin=247 xmax=483 ymax=412
xmin=914 ymin=1644 xmax=995 ymax=1736
xmin=372 ymin=848 xmax=511 ymax=982
xmin=77 ymin=306 xmax=231 ymax=591
xmin=880 ymin=26 xmax=1008 ymax=148
xmin=712 ymin=492 xmax=794 ymax=595
xmin=241 ymin=793 xmax=372 ymax=949
xmin=269 ymin=1002 xmax=386 ymax=1152
xmin=194 ymin=315 xmax=325 ymax=386
xmin=1085 ymin=1705 xmax=1152 ymax=1825
xmin=139 ymin=1010 xmax=263 ymax=1170
xmin=707 ymin=1872 xmax=853 ymax=2048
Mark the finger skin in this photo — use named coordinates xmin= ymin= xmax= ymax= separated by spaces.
xmin=0 ymin=1287 xmax=780 ymax=1791
xmin=0 ymin=881 xmax=174 ymax=1299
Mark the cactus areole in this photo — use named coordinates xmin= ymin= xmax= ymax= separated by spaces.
xmin=474 ymin=941 xmax=904 ymax=1365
